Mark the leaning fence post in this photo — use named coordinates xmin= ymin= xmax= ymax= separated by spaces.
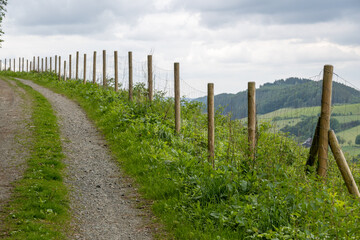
xmin=329 ymin=130 xmax=360 ymax=198
xmin=58 ymin=56 xmax=61 ymax=81
xmin=248 ymin=82 xmax=256 ymax=160
xmin=93 ymin=51 xmax=96 ymax=84
xmin=174 ymin=62 xmax=181 ymax=133
xmin=76 ymin=51 xmax=79 ymax=80
xmin=306 ymin=117 xmax=321 ymax=171
xmin=114 ymin=50 xmax=118 ymax=92
xmin=83 ymin=54 xmax=87 ymax=84
xmin=208 ymin=83 xmax=215 ymax=168
xmin=147 ymin=55 xmax=153 ymax=101
xmin=128 ymin=51 xmax=133 ymax=101
xmin=317 ymin=65 xmax=333 ymax=178
xmin=103 ymin=50 xmax=106 ymax=87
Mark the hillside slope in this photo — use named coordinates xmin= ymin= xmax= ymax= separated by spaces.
xmin=195 ymin=77 xmax=360 ymax=119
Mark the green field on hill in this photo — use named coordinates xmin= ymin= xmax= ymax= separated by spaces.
xmin=255 ymin=103 xmax=360 ymax=157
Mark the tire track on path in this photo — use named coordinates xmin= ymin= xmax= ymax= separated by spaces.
xmin=0 ymin=79 xmax=30 ymax=234
xmin=18 ymin=79 xmax=152 ymax=240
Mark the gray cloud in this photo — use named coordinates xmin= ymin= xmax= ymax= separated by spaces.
xmin=7 ymin=0 xmax=154 ymax=35
xmin=174 ymin=0 xmax=360 ymax=25
xmin=2 ymin=0 xmax=360 ymax=94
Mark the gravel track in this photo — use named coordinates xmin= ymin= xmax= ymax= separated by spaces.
xmin=0 ymin=79 xmax=30 ymax=234
xmin=18 ymin=79 xmax=152 ymax=240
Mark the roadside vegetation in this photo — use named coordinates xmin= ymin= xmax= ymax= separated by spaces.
xmin=0 ymin=76 xmax=69 ymax=240
xmin=2 ymin=71 xmax=360 ymax=239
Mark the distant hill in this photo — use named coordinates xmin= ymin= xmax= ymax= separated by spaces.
xmin=194 ymin=77 xmax=360 ymax=119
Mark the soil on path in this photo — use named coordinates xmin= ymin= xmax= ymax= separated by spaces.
xmin=0 ymin=79 xmax=30 ymax=234
xmin=18 ymin=79 xmax=153 ymax=240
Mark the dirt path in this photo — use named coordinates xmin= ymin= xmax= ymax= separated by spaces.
xmin=18 ymin=79 xmax=152 ymax=240
xmin=0 ymin=79 xmax=30 ymax=233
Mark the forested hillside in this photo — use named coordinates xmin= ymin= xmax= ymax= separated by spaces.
xmin=195 ymin=78 xmax=360 ymax=119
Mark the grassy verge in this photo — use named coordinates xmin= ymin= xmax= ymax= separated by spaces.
xmin=0 ymin=76 xmax=69 ymax=240
xmin=2 ymin=71 xmax=360 ymax=239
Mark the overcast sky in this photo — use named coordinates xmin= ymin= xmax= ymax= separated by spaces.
xmin=1 ymin=0 xmax=360 ymax=95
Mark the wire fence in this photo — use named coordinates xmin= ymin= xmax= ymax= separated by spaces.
xmin=1 ymin=54 xmax=360 ymax=162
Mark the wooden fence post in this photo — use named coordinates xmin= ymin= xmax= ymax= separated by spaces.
xmin=208 ymin=83 xmax=215 ymax=168
xmin=0 ymin=60 xmax=2 ymax=71
xmin=18 ymin=57 xmax=20 ymax=72
xmin=83 ymin=54 xmax=87 ymax=84
xmin=114 ymin=51 xmax=118 ymax=92
xmin=76 ymin=51 xmax=79 ymax=80
xmin=93 ymin=51 xmax=96 ymax=84
xmin=45 ymin=57 xmax=48 ymax=72
xmin=4 ymin=59 xmax=6 ymax=70
xmin=306 ymin=117 xmax=321 ymax=170
xmin=27 ymin=59 xmax=28 ymax=72
xmin=30 ymin=62 xmax=32 ymax=72
xmin=50 ymin=57 xmax=52 ymax=72
xmin=147 ymin=55 xmax=153 ymax=101
xmin=37 ymin=57 xmax=39 ymax=72
xmin=41 ymin=58 xmax=44 ymax=72
xmin=55 ymin=55 xmax=58 ymax=74
xmin=317 ymin=65 xmax=333 ymax=178
xmin=248 ymin=82 xmax=256 ymax=160
xmin=22 ymin=58 xmax=24 ymax=72
xmin=13 ymin=58 xmax=15 ymax=72
xmin=128 ymin=51 xmax=133 ymax=101
xmin=58 ymin=56 xmax=61 ymax=81
xmin=9 ymin=58 xmax=11 ymax=71
xmin=103 ymin=50 xmax=106 ymax=87
xmin=69 ymin=55 xmax=72 ymax=79
xmin=174 ymin=62 xmax=180 ymax=133
xmin=64 ymin=61 xmax=67 ymax=81
xmin=329 ymin=130 xmax=360 ymax=197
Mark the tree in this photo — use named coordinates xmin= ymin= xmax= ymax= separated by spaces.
xmin=0 ymin=0 xmax=8 ymax=45
xmin=355 ymin=135 xmax=360 ymax=145
xmin=337 ymin=135 xmax=346 ymax=145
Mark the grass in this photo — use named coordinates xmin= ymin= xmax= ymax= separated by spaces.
xmin=0 ymin=76 xmax=69 ymax=239
xmin=252 ymin=103 xmax=360 ymax=156
xmin=2 ymin=71 xmax=360 ymax=239
xmin=342 ymin=145 xmax=360 ymax=157
xmin=337 ymin=125 xmax=360 ymax=144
